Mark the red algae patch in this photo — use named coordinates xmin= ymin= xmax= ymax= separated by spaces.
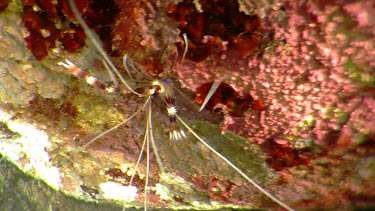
xmin=260 ymin=138 xmax=316 ymax=171
xmin=111 ymin=0 xmax=180 ymax=75
xmin=21 ymin=0 xmax=118 ymax=60
xmin=0 ymin=0 xmax=11 ymax=13
xmin=167 ymin=0 xmax=261 ymax=62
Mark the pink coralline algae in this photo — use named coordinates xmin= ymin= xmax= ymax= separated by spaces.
xmin=172 ymin=0 xmax=375 ymax=209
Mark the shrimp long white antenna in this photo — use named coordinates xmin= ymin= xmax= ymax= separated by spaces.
xmin=122 ymin=101 xmax=149 ymax=211
xmin=144 ymin=102 xmax=151 ymax=211
xmin=198 ymin=74 xmax=230 ymax=112
xmin=176 ymin=115 xmax=295 ymax=211
xmin=101 ymin=58 xmax=119 ymax=88
xmin=67 ymin=0 xmax=142 ymax=97
xmin=198 ymin=79 xmax=222 ymax=112
xmin=122 ymin=54 xmax=135 ymax=81
xmin=123 ymin=97 xmax=165 ymax=211
xmin=181 ymin=33 xmax=188 ymax=65
xmin=168 ymin=33 xmax=189 ymax=74
xmin=147 ymin=102 xmax=165 ymax=174
xmin=82 ymin=97 xmax=151 ymax=149
xmin=123 ymin=54 xmax=152 ymax=80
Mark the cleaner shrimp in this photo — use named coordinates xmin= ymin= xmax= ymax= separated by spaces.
xmin=55 ymin=0 xmax=296 ymax=210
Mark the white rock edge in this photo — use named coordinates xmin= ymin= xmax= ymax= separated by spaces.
xmin=0 ymin=109 xmax=61 ymax=190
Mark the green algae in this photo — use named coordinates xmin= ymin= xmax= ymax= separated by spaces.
xmin=322 ymin=106 xmax=350 ymax=125
xmin=344 ymin=58 xmax=375 ymax=87
xmin=72 ymin=94 xmax=125 ymax=134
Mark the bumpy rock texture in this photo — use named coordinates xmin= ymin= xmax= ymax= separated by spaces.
xmin=0 ymin=0 xmax=374 ymax=210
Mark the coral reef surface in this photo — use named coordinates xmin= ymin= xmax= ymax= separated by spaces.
xmin=0 ymin=0 xmax=374 ymax=210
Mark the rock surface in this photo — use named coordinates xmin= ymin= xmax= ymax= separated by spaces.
xmin=0 ymin=0 xmax=374 ymax=210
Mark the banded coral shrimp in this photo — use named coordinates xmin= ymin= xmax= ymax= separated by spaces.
xmin=2 ymin=0 xmax=375 ymax=210
xmin=46 ymin=0 xmax=297 ymax=210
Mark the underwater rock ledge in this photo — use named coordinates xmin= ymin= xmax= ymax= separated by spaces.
xmin=0 ymin=0 xmax=375 ymax=210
